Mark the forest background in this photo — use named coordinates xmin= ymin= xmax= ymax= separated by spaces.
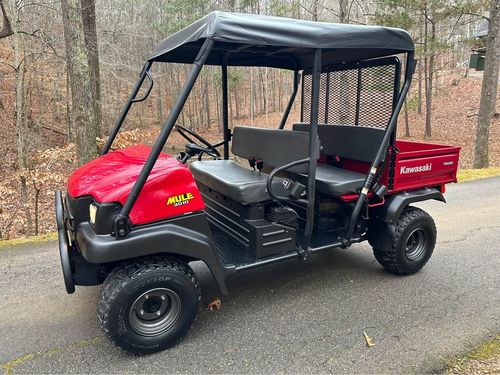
xmin=0 ymin=0 xmax=498 ymax=239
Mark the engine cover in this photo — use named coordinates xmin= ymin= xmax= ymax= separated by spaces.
xmin=67 ymin=144 xmax=205 ymax=225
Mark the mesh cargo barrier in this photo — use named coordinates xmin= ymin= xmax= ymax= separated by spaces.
xmin=301 ymin=57 xmax=401 ymax=129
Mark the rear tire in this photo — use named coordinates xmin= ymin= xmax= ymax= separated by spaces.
xmin=97 ymin=256 xmax=200 ymax=354
xmin=373 ymin=206 xmax=436 ymax=275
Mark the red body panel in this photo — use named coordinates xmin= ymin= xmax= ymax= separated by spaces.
xmin=67 ymin=144 xmax=205 ymax=225
xmin=340 ymin=140 xmax=460 ymax=202
xmin=388 ymin=140 xmax=460 ymax=191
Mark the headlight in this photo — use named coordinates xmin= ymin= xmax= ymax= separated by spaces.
xmin=89 ymin=203 xmax=97 ymax=224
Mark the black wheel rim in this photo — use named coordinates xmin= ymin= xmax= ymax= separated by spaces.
xmin=128 ymin=288 xmax=181 ymax=337
xmin=405 ymin=228 xmax=427 ymax=261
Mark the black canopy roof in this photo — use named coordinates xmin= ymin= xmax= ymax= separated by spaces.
xmin=149 ymin=12 xmax=414 ymax=70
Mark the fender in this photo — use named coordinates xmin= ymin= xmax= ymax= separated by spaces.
xmin=374 ymin=187 xmax=445 ymax=224
xmin=75 ymin=213 xmax=229 ymax=294
xmin=368 ymin=187 xmax=445 ymax=252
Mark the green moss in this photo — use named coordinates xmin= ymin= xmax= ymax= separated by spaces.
xmin=457 ymin=167 xmax=500 ymax=182
xmin=463 ymin=336 xmax=500 ymax=361
xmin=0 ymin=336 xmax=103 ymax=375
xmin=444 ymin=335 xmax=500 ymax=374
xmin=0 ymin=353 xmax=37 ymax=375
xmin=0 ymin=232 xmax=57 ymax=250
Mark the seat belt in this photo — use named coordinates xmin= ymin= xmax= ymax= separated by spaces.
xmin=248 ymin=157 xmax=264 ymax=172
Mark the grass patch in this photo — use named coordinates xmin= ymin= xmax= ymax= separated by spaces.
xmin=0 ymin=232 xmax=57 ymax=250
xmin=0 ymin=336 xmax=103 ymax=375
xmin=444 ymin=335 xmax=500 ymax=374
xmin=457 ymin=167 xmax=500 ymax=182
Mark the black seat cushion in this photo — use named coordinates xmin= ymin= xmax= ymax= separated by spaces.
xmin=190 ymin=160 xmax=287 ymax=205
xmin=296 ymin=164 xmax=366 ymax=195
xmin=292 ymin=123 xmax=384 ymax=162
xmin=232 ymin=126 xmax=319 ymax=173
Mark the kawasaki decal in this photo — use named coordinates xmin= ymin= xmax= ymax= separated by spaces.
xmin=400 ymin=163 xmax=432 ymax=174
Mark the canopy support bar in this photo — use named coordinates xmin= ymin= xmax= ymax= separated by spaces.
xmin=101 ymin=61 xmax=153 ymax=155
xmin=279 ymin=70 xmax=300 ymax=129
xmin=299 ymin=48 xmax=321 ymax=256
xmin=114 ymin=38 xmax=215 ymax=238
xmin=344 ymin=52 xmax=416 ymax=244
xmin=222 ymin=55 xmax=230 ymax=159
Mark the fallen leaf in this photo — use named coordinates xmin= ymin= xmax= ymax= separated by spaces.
xmin=207 ymin=297 xmax=222 ymax=311
xmin=363 ymin=331 xmax=375 ymax=347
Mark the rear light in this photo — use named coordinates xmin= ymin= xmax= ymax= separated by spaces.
xmin=440 ymin=184 xmax=446 ymax=193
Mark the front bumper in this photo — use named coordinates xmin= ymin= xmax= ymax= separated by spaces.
xmin=55 ymin=190 xmax=75 ymax=294
xmin=56 ymin=190 xmax=229 ymax=295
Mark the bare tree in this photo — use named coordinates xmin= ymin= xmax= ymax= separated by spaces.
xmin=473 ymin=0 xmax=500 ymax=168
xmin=1 ymin=1 xmax=34 ymax=234
xmin=423 ymin=4 xmax=435 ymax=138
xmin=61 ymin=0 xmax=97 ymax=165
xmin=0 ymin=0 xmax=13 ymax=38
xmin=81 ymin=0 xmax=101 ymax=138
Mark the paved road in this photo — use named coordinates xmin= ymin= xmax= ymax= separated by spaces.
xmin=1 ymin=178 xmax=499 ymax=374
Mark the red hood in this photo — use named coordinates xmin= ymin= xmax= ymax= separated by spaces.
xmin=67 ymin=144 xmax=205 ymax=224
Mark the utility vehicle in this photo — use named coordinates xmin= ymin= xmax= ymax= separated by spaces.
xmin=56 ymin=12 xmax=460 ymax=354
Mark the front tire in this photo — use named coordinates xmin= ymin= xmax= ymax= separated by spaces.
xmin=373 ymin=206 xmax=436 ymax=275
xmin=97 ymin=256 xmax=200 ymax=354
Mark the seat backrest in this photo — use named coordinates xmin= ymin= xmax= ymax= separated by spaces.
xmin=292 ymin=123 xmax=385 ymax=162
xmin=231 ymin=126 xmax=319 ymax=173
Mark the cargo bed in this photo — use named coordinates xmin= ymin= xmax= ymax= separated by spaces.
xmin=389 ymin=140 xmax=461 ymax=192
xmin=339 ymin=140 xmax=461 ymax=202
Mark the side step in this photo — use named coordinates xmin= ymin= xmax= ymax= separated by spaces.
xmin=211 ymin=221 xmax=361 ymax=273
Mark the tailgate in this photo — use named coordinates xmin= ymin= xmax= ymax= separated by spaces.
xmin=392 ymin=140 xmax=461 ymax=191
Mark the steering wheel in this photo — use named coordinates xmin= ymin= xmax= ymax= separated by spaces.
xmin=175 ymin=125 xmax=221 ymax=161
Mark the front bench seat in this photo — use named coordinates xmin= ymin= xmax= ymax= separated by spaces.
xmin=190 ymin=160 xmax=287 ymax=205
xmin=189 ymin=126 xmax=317 ymax=205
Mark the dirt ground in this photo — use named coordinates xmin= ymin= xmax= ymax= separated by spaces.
xmin=0 ymin=71 xmax=498 ymax=240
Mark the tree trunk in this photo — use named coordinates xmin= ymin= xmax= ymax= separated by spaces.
xmin=259 ymin=69 xmax=267 ymax=115
xmin=234 ymin=86 xmax=241 ymax=119
xmin=423 ymin=9 xmax=433 ymax=138
xmin=417 ymin=16 xmax=423 ymax=115
xmin=157 ymin=80 xmax=163 ymax=127
xmin=81 ymin=0 xmax=101 ymax=138
xmin=12 ymin=5 xmax=33 ymax=235
xmin=204 ymin=79 xmax=210 ymax=128
xmin=33 ymin=183 xmax=41 ymax=236
xmin=61 ymin=0 xmax=97 ymax=165
xmin=339 ymin=0 xmax=349 ymax=23
xmin=404 ymin=99 xmax=410 ymax=137
xmin=473 ymin=0 xmax=500 ymax=168
xmin=65 ymin=52 xmax=72 ymax=141
xmin=250 ymin=68 xmax=254 ymax=123
xmin=418 ymin=59 xmax=423 ymax=114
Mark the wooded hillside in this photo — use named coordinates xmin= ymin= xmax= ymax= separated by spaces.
xmin=0 ymin=0 xmax=498 ymax=239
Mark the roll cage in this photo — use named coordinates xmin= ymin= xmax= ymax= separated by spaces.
xmin=100 ymin=11 xmax=416 ymax=256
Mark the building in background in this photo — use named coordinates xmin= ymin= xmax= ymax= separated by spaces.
xmin=470 ymin=19 xmax=489 ymax=71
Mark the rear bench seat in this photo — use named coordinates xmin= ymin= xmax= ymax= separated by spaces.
xmin=291 ymin=123 xmax=385 ymax=195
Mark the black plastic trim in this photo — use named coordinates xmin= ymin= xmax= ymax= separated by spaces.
xmin=75 ymin=212 xmax=229 ymax=294
xmin=92 ymin=202 xmax=122 ymax=235
xmin=55 ymin=191 xmax=75 ymax=294
xmin=375 ymin=188 xmax=445 ymax=224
